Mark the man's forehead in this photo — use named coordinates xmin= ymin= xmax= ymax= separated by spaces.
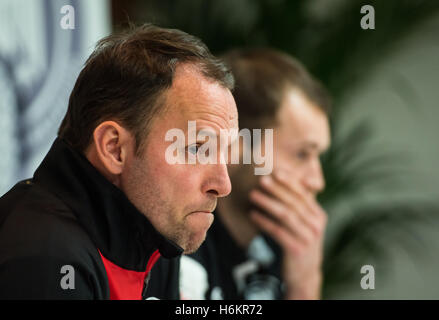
xmin=277 ymin=89 xmax=330 ymax=151
xmin=168 ymin=64 xmax=238 ymax=130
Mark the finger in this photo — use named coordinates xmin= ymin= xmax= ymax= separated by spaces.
xmin=250 ymin=210 xmax=305 ymax=255
xmin=272 ymin=170 xmax=307 ymax=200
xmin=249 ymin=191 xmax=316 ymax=245
xmin=259 ymin=175 xmax=304 ymax=209
xmin=272 ymin=170 xmax=327 ymax=222
xmin=258 ymin=175 xmax=322 ymax=235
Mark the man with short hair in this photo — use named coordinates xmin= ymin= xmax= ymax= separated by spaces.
xmin=0 ymin=24 xmax=238 ymax=299
xmin=179 ymin=48 xmax=331 ymax=300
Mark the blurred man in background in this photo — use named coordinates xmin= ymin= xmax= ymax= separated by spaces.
xmin=179 ymin=48 xmax=331 ymax=300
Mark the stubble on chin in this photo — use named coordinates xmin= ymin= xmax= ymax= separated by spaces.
xmin=166 ymin=221 xmax=206 ymax=254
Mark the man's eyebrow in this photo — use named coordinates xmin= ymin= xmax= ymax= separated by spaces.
xmin=299 ymin=142 xmax=319 ymax=150
xmin=299 ymin=141 xmax=329 ymax=153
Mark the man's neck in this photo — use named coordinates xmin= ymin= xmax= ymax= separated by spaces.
xmin=216 ymin=198 xmax=259 ymax=250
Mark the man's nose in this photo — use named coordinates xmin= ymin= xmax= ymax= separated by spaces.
xmin=303 ymin=160 xmax=325 ymax=195
xmin=202 ymin=163 xmax=232 ymax=198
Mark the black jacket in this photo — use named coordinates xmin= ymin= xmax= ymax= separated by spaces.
xmin=0 ymin=138 xmax=183 ymax=299
xmin=180 ymin=215 xmax=283 ymax=300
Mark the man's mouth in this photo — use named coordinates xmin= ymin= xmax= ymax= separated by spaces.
xmin=187 ymin=200 xmax=217 ymax=216
xmin=191 ymin=210 xmax=214 ymax=215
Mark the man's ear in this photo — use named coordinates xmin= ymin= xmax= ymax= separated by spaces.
xmin=91 ymin=121 xmax=134 ymax=175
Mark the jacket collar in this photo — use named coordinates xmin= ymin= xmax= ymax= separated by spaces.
xmin=33 ymin=138 xmax=183 ymax=271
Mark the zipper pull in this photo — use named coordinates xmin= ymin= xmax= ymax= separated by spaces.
xmin=141 ymin=271 xmax=151 ymax=299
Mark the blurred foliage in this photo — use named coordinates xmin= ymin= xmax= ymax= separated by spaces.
xmin=322 ymin=202 xmax=439 ymax=298
xmin=112 ymin=0 xmax=439 ymax=298
xmin=318 ymin=120 xmax=413 ymax=205
xmin=113 ymin=0 xmax=439 ymax=105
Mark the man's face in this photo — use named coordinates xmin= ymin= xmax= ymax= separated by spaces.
xmin=273 ymin=89 xmax=331 ymax=198
xmin=121 ymin=64 xmax=238 ymax=254
xmin=228 ymin=88 xmax=330 ymax=213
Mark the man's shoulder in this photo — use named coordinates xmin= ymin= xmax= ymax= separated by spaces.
xmin=0 ymin=179 xmax=69 ymax=217
xmin=0 ymin=179 xmax=99 ymax=263
xmin=0 ymin=180 xmax=108 ymax=299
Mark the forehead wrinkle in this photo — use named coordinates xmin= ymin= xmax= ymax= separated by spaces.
xmin=176 ymin=88 xmax=237 ymax=132
xmin=171 ymin=93 xmax=236 ymax=132
xmin=191 ymin=109 xmax=237 ymax=131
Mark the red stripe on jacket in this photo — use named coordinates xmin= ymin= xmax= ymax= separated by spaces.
xmin=98 ymin=249 xmax=161 ymax=300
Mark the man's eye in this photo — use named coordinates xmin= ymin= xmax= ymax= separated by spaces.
xmin=187 ymin=144 xmax=200 ymax=155
xmin=296 ymin=150 xmax=310 ymax=160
